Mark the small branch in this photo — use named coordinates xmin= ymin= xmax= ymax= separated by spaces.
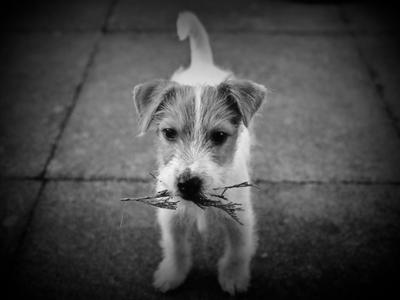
xmin=187 ymin=193 xmax=244 ymax=225
xmin=209 ymin=193 xmax=229 ymax=201
xmin=212 ymin=181 xmax=255 ymax=196
xmin=120 ymin=181 xmax=256 ymax=225
xmin=121 ymin=189 xmax=170 ymax=202
xmin=121 ymin=189 xmax=179 ymax=210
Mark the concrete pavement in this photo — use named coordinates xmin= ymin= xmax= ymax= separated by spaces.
xmin=1 ymin=0 xmax=399 ymax=299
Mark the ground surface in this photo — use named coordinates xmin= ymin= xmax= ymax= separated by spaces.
xmin=1 ymin=0 xmax=400 ymax=299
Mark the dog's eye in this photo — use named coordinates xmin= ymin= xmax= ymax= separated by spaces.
xmin=162 ymin=128 xmax=178 ymax=141
xmin=210 ymin=131 xmax=229 ymax=146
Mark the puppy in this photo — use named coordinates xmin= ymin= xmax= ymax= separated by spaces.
xmin=132 ymin=12 xmax=266 ymax=295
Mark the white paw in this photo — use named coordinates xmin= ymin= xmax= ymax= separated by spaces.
xmin=218 ymin=260 xmax=250 ymax=295
xmin=153 ymin=259 xmax=188 ymax=293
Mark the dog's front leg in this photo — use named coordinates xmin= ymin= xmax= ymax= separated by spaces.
xmin=218 ymin=204 xmax=257 ymax=295
xmin=153 ymin=208 xmax=193 ymax=292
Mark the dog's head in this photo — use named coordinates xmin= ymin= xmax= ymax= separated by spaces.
xmin=132 ymin=79 xmax=266 ymax=200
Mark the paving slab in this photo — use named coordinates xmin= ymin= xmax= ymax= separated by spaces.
xmin=355 ymin=35 xmax=400 ymax=130
xmin=11 ymin=181 xmax=158 ymax=299
xmin=47 ymin=34 xmax=188 ymax=179
xmin=227 ymin=34 xmax=400 ymax=181
xmin=11 ymin=182 xmax=400 ymax=299
xmin=0 ymin=33 xmax=97 ymax=177
xmin=49 ymin=33 xmax=400 ymax=181
xmin=251 ymin=183 xmax=400 ymax=299
xmin=2 ymin=0 xmax=112 ymax=31
xmin=0 ymin=180 xmax=40 ymax=268
xmin=109 ymin=0 xmax=344 ymax=32
xmin=341 ymin=2 xmax=400 ymax=33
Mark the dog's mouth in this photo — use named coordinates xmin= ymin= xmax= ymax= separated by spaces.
xmin=177 ymin=190 xmax=210 ymax=202
xmin=121 ymin=180 xmax=254 ymax=225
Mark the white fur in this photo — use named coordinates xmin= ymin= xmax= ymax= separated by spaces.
xmin=171 ymin=64 xmax=231 ymax=86
xmin=194 ymin=86 xmax=202 ymax=135
xmin=171 ymin=11 xmax=231 ymax=86
xmin=153 ymin=12 xmax=257 ymax=295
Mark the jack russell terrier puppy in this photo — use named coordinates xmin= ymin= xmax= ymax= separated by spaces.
xmin=132 ymin=11 xmax=266 ymax=295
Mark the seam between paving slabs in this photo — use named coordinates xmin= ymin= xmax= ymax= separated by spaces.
xmin=338 ymin=5 xmax=400 ymax=140
xmin=104 ymin=28 xmax=354 ymax=35
xmin=102 ymin=28 xmax=398 ymax=36
xmin=0 ymin=28 xmax=385 ymax=36
xmin=8 ymin=0 xmax=119 ymax=275
xmin=2 ymin=175 xmax=400 ymax=186
xmin=102 ymin=0 xmax=119 ymax=34
xmin=37 ymin=36 xmax=101 ymax=180
xmin=37 ymin=1 xmax=120 ymax=178
xmin=7 ymin=40 xmax=99 ymax=269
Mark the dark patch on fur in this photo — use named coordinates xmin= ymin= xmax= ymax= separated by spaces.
xmin=218 ymin=80 xmax=266 ymax=127
xmin=138 ymin=80 xmax=265 ymax=168
xmin=133 ymin=79 xmax=178 ymax=133
xmin=201 ymin=86 xmax=242 ymax=130
xmin=200 ymin=86 xmax=241 ymax=165
xmin=211 ymin=128 xmax=239 ymax=166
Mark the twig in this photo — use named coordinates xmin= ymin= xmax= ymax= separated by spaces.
xmin=121 ymin=190 xmax=170 ymax=201
xmin=209 ymin=193 xmax=229 ymax=201
xmin=213 ymin=181 xmax=255 ymax=196
xmin=194 ymin=193 xmax=244 ymax=225
xmin=120 ymin=181 xmax=255 ymax=225
xmin=121 ymin=190 xmax=179 ymax=209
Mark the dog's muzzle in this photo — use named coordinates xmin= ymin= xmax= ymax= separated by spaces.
xmin=177 ymin=168 xmax=203 ymax=200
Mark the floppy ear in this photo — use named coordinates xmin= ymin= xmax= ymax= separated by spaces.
xmin=218 ymin=79 xmax=267 ymax=127
xmin=132 ymin=79 xmax=172 ymax=134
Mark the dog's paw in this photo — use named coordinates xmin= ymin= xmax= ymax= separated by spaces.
xmin=153 ymin=259 xmax=188 ymax=293
xmin=218 ymin=259 xmax=250 ymax=295
xmin=218 ymin=272 xmax=250 ymax=295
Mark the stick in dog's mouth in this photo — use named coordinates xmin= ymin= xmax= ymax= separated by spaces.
xmin=120 ymin=181 xmax=255 ymax=225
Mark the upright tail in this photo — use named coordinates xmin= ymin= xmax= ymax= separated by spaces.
xmin=177 ymin=11 xmax=213 ymax=67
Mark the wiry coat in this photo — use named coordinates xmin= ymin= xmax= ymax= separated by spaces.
xmin=132 ymin=11 xmax=266 ymax=295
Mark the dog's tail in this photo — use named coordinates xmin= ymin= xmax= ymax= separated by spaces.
xmin=177 ymin=11 xmax=213 ymax=67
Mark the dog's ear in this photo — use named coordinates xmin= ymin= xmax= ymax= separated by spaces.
xmin=218 ymin=80 xmax=267 ymax=127
xmin=132 ymin=79 xmax=173 ymax=134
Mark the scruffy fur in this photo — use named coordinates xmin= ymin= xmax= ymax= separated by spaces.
xmin=132 ymin=12 xmax=266 ymax=295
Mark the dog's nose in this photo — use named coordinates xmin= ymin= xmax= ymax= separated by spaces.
xmin=177 ymin=170 xmax=203 ymax=199
xmin=177 ymin=176 xmax=203 ymax=199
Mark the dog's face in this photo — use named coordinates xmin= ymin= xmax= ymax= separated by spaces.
xmin=133 ymin=80 xmax=266 ymax=200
